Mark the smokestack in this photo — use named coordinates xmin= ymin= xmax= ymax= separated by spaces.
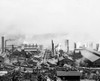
xmin=74 ymin=42 xmax=77 ymax=50
xmin=12 ymin=45 xmax=14 ymax=53
xmin=1 ymin=36 xmax=4 ymax=53
xmin=52 ymin=40 xmax=54 ymax=56
xmin=65 ymin=40 xmax=69 ymax=53
xmin=90 ymin=43 xmax=93 ymax=49
xmin=96 ymin=43 xmax=99 ymax=51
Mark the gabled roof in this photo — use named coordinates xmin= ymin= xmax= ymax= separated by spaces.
xmin=81 ymin=48 xmax=100 ymax=62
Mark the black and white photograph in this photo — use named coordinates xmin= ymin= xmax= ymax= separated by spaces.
xmin=0 ymin=0 xmax=100 ymax=81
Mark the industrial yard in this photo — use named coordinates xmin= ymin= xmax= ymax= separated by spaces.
xmin=0 ymin=36 xmax=100 ymax=81
xmin=0 ymin=0 xmax=100 ymax=81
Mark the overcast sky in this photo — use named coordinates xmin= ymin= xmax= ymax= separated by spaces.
xmin=0 ymin=0 xmax=100 ymax=47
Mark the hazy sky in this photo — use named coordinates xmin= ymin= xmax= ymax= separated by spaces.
xmin=0 ymin=0 xmax=100 ymax=46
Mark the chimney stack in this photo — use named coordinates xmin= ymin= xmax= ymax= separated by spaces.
xmin=96 ymin=43 xmax=99 ymax=51
xmin=1 ymin=36 xmax=4 ymax=53
xmin=12 ymin=45 xmax=14 ymax=53
xmin=74 ymin=42 xmax=77 ymax=50
xmin=52 ymin=40 xmax=54 ymax=56
xmin=65 ymin=39 xmax=69 ymax=53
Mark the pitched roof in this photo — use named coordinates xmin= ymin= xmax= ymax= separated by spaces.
xmin=81 ymin=49 xmax=100 ymax=62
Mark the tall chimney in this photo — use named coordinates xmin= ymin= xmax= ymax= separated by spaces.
xmin=52 ymin=40 xmax=54 ymax=56
xmin=1 ymin=36 xmax=4 ymax=53
xmin=74 ymin=42 xmax=77 ymax=50
xmin=65 ymin=39 xmax=69 ymax=53
xmin=12 ymin=45 xmax=14 ymax=53
xmin=96 ymin=43 xmax=99 ymax=51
